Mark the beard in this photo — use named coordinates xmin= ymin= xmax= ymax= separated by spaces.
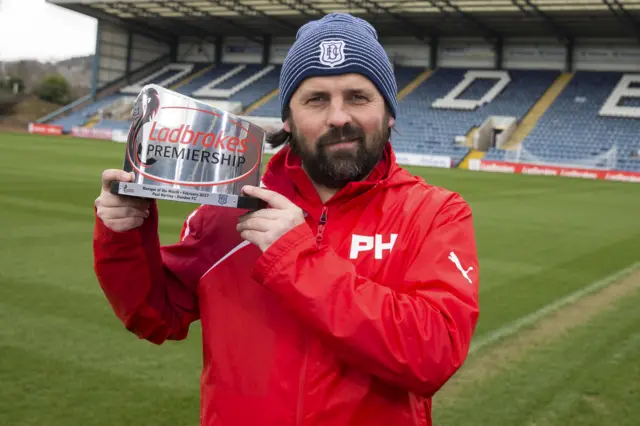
xmin=288 ymin=120 xmax=389 ymax=189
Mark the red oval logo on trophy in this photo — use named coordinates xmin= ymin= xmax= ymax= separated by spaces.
xmin=111 ymin=85 xmax=266 ymax=210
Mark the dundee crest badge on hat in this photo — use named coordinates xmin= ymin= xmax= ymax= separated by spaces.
xmin=278 ymin=13 xmax=398 ymax=121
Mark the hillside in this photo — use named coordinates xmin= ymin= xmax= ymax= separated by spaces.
xmin=0 ymin=55 xmax=93 ymax=91
xmin=0 ymin=55 xmax=94 ymax=129
xmin=0 ymin=95 xmax=62 ymax=130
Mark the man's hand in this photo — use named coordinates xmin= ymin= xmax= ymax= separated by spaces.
xmin=95 ymin=169 xmax=151 ymax=232
xmin=236 ymin=185 xmax=305 ymax=252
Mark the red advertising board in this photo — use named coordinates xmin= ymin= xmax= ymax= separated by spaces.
xmin=71 ymin=126 xmax=113 ymax=140
xmin=28 ymin=123 xmax=63 ymax=136
xmin=476 ymin=160 xmax=640 ymax=183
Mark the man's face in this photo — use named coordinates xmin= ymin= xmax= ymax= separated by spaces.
xmin=284 ymin=73 xmax=395 ymax=189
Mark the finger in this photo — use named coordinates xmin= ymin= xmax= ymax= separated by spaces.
xmin=242 ymin=186 xmax=294 ymax=210
xmin=98 ymin=192 xmax=152 ymax=209
xmin=237 ymin=208 xmax=281 ymax=222
xmin=102 ymin=169 xmax=135 ymax=191
xmin=240 ymin=229 xmax=263 ymax=246
xmin=97 ymin=205 xmax=150 ymax=221
xmin=103 ymin=217 xmax=144 ymax=232
xmin=236 ymin=217 xmax=273 ymax=233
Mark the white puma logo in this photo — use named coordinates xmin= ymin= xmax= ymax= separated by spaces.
xmin=448 ymin=251 xmax=473 ymax=284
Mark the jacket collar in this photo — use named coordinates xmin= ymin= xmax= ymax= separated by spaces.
xmin=261 ymin=142 xmax=405 ymax=218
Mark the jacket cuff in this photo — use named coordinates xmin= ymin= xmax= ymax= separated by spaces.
xmin=252 ymin=222 xmax=315 ymax=285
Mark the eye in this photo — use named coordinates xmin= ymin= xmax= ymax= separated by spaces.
xmin=305 ymin=95 xmax=326 ymax=104
xmin=350 ymin=93 xmax=369 ymax=103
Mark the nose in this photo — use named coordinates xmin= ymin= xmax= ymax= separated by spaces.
xmin=326 ymin=100 xmax=351 ymax=128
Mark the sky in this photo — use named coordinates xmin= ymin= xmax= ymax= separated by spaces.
xmin=0 ymin=0 xmax=97 ymax=62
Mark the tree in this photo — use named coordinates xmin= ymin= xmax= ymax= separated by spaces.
xmin=36 ymin=74 xmax=71 ymax=105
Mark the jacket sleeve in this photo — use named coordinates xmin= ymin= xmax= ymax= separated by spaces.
xmin=251 ymin=195 xmax=480 ymax=397
xmin=93 ymin=201 xmax=212 ymax=344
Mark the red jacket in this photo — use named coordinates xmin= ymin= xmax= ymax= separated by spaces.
xmin=93 ymin=142 xmax=480 ymax=426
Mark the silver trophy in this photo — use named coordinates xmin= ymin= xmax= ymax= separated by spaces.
xmin=110 ymin=84 xmax=267 ymax=210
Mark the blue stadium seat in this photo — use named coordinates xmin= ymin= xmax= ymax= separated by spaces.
xmin=175 ymin=64 xmax=237 ymax=97
xmin=178 ymin=64 xmax=282 ymax=112
xmin=489 ymin=71 xmax=640 ymax=172
xmin=92 ymin=119 xmax=130 ymax=132
xmin=249 ymin=96 xmax=281 ymax=117
xmin=248 ymin=65 xmax=427 ymax=118
xmin=216 ymin=64 xmax=264 ymax=90
xmin=50 ymin=94 xmax=122 ymax=133
xmin=229 ymin=65 xmax=281 ymax=110
xmin=48 ymin=64 xmax=639 ymax=175
xmin=393 ymin=68 xmax=560 ymax=164
xmin=148 ymin=68 xmax=184 ymax=85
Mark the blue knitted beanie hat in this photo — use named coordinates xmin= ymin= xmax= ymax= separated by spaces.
xmin=278 ymin=13 xmax=398 ymax=121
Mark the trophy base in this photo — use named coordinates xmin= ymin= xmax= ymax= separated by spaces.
xmin=110 ymin=181 xmax=267 ymax=211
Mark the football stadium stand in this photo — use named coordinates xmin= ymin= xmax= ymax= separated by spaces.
xmin=42 ymin=64 xmax=640 ymax=173
xmin=393 ymin=68 xmax=561 ymax=165
xmin=47 ymin=63 xmax=212 ymax=132
xmin=485 ymin=71 xmax=640 ymax=172
xmin=48 ymin=94 xmax=122 ymax=133
xmin=37 ymin=1 xmax=640 ymax=177
xmin=247 ymin=65 xmax=428 ymax=118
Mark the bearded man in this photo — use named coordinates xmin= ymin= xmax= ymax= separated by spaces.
xmin=93 ymin=12 xmax=480 ymax=426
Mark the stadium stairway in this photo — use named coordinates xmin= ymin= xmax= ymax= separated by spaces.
xmin=242 ymin=88 xmax=279 ymax=115
xmin=84 ymin=117 xmax=99 ymax=128
xmin=455 ymin=124 xmax=485 ymax=168
xmin=464 ymin=127 xmax=478 ymax=147
xmin=170 ymin=64 xmax=215 ymax=92
xmin=502 ymin=72 xmax=573 ymax=149
xmin=458 ymin=149 xmax=486 ymax=169
xmin=483 ymin=71 xmax=640 ymax=172
xmin=48 ymin=94 xmax=123 ymax=132
xmin=397 ymin=69 xmax=432 ymax=100
xmin=85 ymin=63 xmax=217 ymax=129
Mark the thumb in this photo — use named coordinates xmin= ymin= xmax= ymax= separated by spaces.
xmin=102 ymin=169 xmax=135 ymax=191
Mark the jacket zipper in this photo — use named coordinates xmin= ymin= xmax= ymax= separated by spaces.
xmin=296 ymin=207 xmax=328 ymax=426
xmin=315 ymin=206 xmax=328 ymax=244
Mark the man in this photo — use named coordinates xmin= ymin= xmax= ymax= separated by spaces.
xmin=93 ymin=13 xmax=480 ymax=426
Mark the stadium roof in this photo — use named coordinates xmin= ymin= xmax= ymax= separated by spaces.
xmin=50 ymin=0 xmax=640 ymax=43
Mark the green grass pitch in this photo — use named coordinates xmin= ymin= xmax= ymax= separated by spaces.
xmin=1 ymin=131 xmax=639 ymax=425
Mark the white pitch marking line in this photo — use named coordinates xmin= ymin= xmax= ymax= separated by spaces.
xmin=469 ymin=262 xmax=640 ymax=355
